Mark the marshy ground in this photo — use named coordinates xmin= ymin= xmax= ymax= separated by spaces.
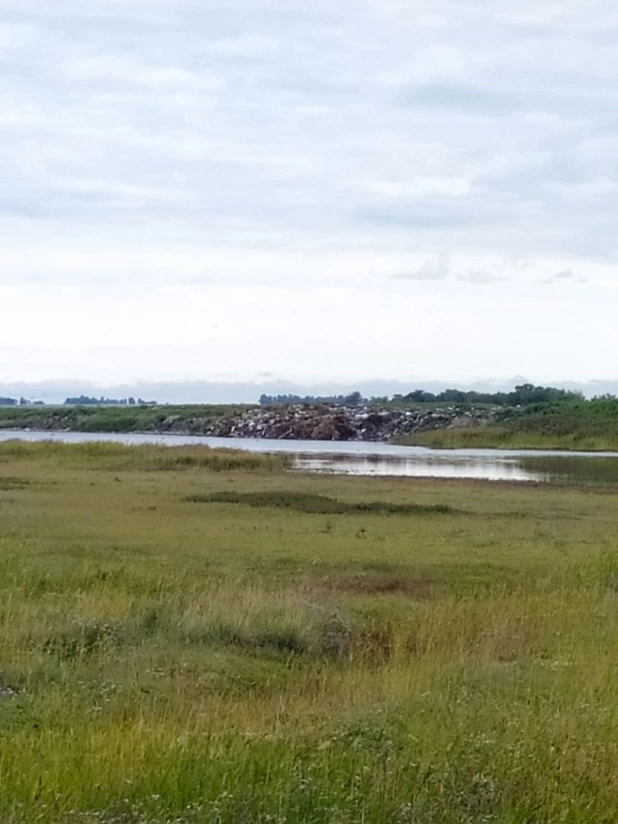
xmin=2 ymin=441 xmax=618 ymax=822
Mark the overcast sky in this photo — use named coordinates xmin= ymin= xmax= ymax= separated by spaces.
xmin=2 ymin=0 xmax=618 ymax=397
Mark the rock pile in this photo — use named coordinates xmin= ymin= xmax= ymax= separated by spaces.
xmin=157 ymin=404 xmax=489 ymax=442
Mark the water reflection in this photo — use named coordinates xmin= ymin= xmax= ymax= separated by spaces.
xmin=519 ymin=456 xmax=618 ymax=486
xmin=295 ymin=455 xmax=546 ymax=481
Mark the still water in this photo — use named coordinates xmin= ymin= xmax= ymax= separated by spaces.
xmin=2 ymin=429 xmax=618 ymax=484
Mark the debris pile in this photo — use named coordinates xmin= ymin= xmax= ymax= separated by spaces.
xmin=156 ymin=404 xmax=489 ymax=441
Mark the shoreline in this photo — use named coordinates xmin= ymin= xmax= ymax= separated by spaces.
xmin=3 ymin=426 xmax=618 ymax=458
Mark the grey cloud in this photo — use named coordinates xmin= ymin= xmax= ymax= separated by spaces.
xmin=398 ymin=83 xmax=530 ymax=116
xmin=543 ymin=269 xmax=589 ymax=284
xmin=390 ymin=256 xmax=449 ymax=280
xmin=359 ymin=196 xmax=486 ymax=230
xmin=456 ymin=269 xmax=503 ymax=284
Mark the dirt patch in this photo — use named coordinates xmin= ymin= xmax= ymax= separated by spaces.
xmin=326 ymin=575 xmax=435 ymax=598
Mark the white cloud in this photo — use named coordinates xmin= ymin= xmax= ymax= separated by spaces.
xmin=456 ymin=269 xmax=504 ymax=284
xmin=391 ymin=255 xmax=450 ymax=280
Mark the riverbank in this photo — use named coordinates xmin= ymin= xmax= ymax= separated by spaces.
xmin=3 ymin=441 xmax=618 ymax=822
xmin=4 ymin=401 xmax=618 ymax=451
xmin=396 ymin=426 xmax=618 ymax=452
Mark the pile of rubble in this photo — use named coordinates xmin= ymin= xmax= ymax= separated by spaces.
xmin=155 ymin=404 xmax=489 ymax=442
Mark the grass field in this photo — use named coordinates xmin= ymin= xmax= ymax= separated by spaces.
xmin=2 ymin=442 xmax=618 ymax=822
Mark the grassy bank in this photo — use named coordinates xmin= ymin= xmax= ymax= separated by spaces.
xmin=0 ymin=404 xmax=250 ymax=433
xmin=397 ymin=396 xmax=618 ymax=451
xmin=3 ymin=442 xmax=618 ymax=821
xmin=396 ymin=426 xmax=618 ymax=451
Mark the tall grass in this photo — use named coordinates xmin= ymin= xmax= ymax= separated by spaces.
xmin=0 ymin=440 xmax=289 ymax=472
xmin=397 ymin=426 xmax=618 ymax=451
xmin=2 ymin=443 xmax=618 ymax=821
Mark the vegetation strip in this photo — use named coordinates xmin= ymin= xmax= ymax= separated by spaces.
xmin=186 ymin=490 xmax=454 ymax=514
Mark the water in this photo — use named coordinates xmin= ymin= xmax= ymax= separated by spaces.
xmin=294 ymin=454 xmax=543 ymax=481
xmin=2 ymin=429 xmax=618 ymax=483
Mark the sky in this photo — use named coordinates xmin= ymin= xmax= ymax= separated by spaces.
xmin=2 ymin=0 xmax=618 ymax=401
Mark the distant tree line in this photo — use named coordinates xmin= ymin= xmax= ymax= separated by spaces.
xmin=0 ymin=397 xmax=44 ymax=406
xmin=63 ymin=396 xmax=156 ymax=406
xmin=260 ymin=385 xmax=590 ymax=408
xmin=393 ymin=384 xmax=585 ymax=407
xmin=260 ymin=392 xmax=363 ymax=407
xmin=1 ymin=395 xmax=159 ymax=407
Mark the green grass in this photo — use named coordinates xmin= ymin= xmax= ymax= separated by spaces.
xmin=398 ymin=398 xmax=618 ymax=451
xmin=396 ymin=425 xmax=618 ymax=451
xmin=2 ymin=442 xmax=618 ymax=821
